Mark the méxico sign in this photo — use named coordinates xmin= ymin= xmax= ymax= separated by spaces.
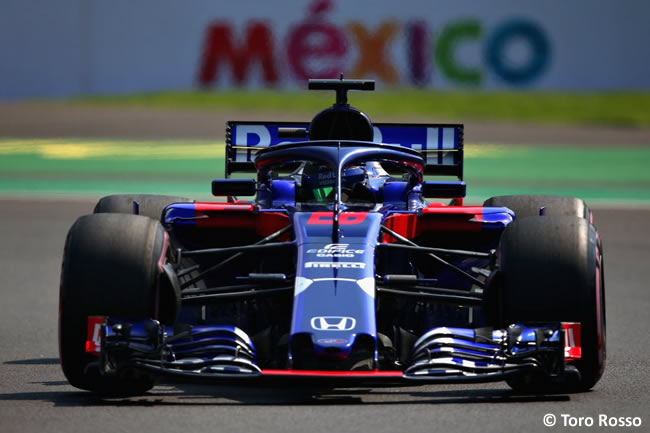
xmin=3 ymin=0 xmax=650 ymax=99
xmin=199 ymin=0 xmax=550 ymax=88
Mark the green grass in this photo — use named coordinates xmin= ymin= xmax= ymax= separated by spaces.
xmin=70 ymin=90 xmax=650 ymax=127
xmin=3 ymin=139 xmax=650 ymax=204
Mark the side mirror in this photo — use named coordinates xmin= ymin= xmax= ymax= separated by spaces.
xmin=211 ymin=179 xmax=257 ymax=196
xmin=421 ymin=181 xmax=466 ymax=198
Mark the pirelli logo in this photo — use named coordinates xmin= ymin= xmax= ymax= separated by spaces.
xmin=304 ymin=262 xmax=366 ymax=269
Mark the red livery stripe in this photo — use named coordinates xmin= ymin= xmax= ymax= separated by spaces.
xmin=383 ymin=206 xmax=485 ymax=241
xmin=194 ymin=202 xmax=255 ymax=212
xmin=422 ymin=206 xmax=486 ymax=215
xmin=194 ymin=203 xmax=291 ymax=238
xmin=261 ymin=369 xmax=403 ymax=377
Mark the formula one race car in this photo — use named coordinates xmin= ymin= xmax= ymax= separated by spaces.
xmin=59 ymin=79 xmax=606 ymax=395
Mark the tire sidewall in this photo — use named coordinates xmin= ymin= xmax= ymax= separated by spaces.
xmin=498 ymin=216 xmax=605 ymax=391
xmin=59 ymin=213 xmax=166 ymax=393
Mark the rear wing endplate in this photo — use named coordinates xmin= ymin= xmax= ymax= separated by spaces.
xmin=225 ymin=121 xmax=464 ymax=179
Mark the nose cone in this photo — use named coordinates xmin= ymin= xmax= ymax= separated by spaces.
xmin=289 ymin=212 xmax=382 ymax=370
xmin=290 ymin=276 xmax=376 ymax=368
xmin=314 ymin=337 xmax=354 ymax=361
xmin=291 ymin=331 xmax=377 ymax=370
xmin=308 ymin=316 xmax=357 ymax=360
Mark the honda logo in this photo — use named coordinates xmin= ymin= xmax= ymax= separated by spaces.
xmin=310 ymin=316 xmax=356 ymax=331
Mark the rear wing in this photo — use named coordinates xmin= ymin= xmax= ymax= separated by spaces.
xmin=225 ymin=121 xmax=464 ymax=179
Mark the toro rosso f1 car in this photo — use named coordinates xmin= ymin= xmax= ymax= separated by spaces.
xmin=59 ymin=79 xmax=605 ymax=395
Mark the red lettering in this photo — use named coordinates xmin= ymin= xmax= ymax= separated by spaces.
xmin=339 ymin=213 xmax=368 ymax=225
xmin=309 ymin=0 xmax=332 ymax=15
xmin=287 ymin=2 xmax=347 ymax=81
xmin=199 ymin=22 xmax=278 ymax=86
xmin=307 ymin=212 xmax=334 ymax=225
xmin=307 ymin=212 xmax=368 ymax=225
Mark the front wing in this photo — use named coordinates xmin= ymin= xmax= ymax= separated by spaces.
xmin=85 ymin=317 xmax=582 ymax=385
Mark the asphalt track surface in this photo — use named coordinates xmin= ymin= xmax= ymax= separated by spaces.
xmin=0 ymin=199 xmax=648 ymax=433
xmin=1 ymin=104 xmax=649 ymax=432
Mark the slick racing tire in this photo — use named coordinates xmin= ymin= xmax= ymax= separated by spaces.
xmin=59 ymin=213 xmax=168 ymax=395
xmin=483 ymin=194 xmax=591 ymax=222
xmin=94 ymin=194 xmax=192 ymax=221
xmin=498 ymin=216 xmax=606 ymax=392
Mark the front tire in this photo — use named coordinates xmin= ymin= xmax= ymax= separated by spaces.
xmin=59 ymin=213 xmax=168 ymax=394
xmin=498 ymin=216 xmax=606 ymax=392
xmin=483 ymin=194 xmax=591 ymax=221
xmin=94 ymin=194 xmax=192 ymax=221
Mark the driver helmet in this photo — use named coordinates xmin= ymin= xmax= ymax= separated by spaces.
xmin=294 ymin=162 xmax=387 ymax=202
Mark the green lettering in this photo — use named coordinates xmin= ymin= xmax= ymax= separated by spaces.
xmin=435 ymin=20 xmax=482 ymax=86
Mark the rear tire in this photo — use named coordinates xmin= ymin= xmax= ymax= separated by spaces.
xmin=498 ymin=216 xmax=606 ymax=392
xmin=483 ymin=194 xmax=591 ymax=222
xmin=59 ymin=213 xmax=168 ymax=395
xmin=94 ymin=194 xmax=192 ymax=221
